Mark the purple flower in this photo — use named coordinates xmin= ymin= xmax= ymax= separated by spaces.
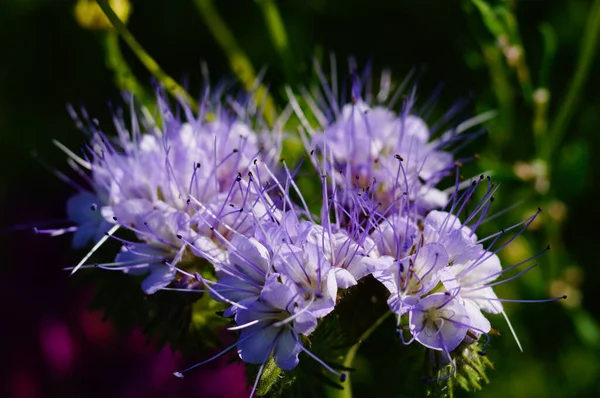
xmin=58 ymin=88 xmax=283 ymax=293
xmin=94 ymin=206 xmax=194 ymax=294
xmin=66 ymin=191 xmax=113 ymax=248
xmin=369 ymin=214 xmax=419 ymax=259
xmin=235 ymin=274 xmax=317 ymax=370
xmin=287 ymin=62 xmax=491 ymax=218
xmin=256 ymin=216 xmax=352 ymax=318
xmin=408 ymin=293 xmax=470 ymax=352
xmin=422 ymin=210 xmax=477 ymax=262
xmin=375 ymin=242 xmax=449 ymax=316
xmin=313 ymin=100 xmax=453 ymax=211
xmin=211 ymin=235 xmax=272 ymax=316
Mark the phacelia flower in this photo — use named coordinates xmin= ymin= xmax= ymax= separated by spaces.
xmin=54 ymin=86 xmax=283 ymax=294
xmin=287 ymin=61 xmax=492 ymax=218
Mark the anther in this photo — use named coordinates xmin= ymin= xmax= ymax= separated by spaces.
xmin=340 ymin=373 xmax=347 ymax=382
xmin=173 ymin=371 xmax=184 ymax=379
xmin=546 ymin=244 xmax=551 ymax=250
xmin=395 ymin=154 xmax=403 ymax=161
xmin=112 ymin=216 xmax=118 ymax=221
xmin=232 ymin=149 xmax=238 ymax=153
xmin=90 ymin=204 xmax=97 ymax=211
xmin=176 ymin=234 xmax=182 ymax=239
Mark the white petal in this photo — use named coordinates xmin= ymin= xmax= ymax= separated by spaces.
xmin=229 ymin=235 xmax=271 ymax=282
xmin=409 ymin=293 xmax=469 ymax=352
xmin=112 ymin=199 xmax=154 ymax=226
xmin=464 ymin=299 xmax=491 ymax=333
xmin=334 ymin=268 xmax=357 ymax=288
xmin=471 ymin=286 xmax=503 ymax=314
xmin=348 ymin=255 xmax=394 ymax=281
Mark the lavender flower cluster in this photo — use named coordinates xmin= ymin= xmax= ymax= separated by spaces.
xmin=44 ymin=68 xmax=556 ymax=394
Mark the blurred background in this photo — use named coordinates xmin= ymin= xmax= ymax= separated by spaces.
xmin=1 ymin=0 xmax=599 ymax=397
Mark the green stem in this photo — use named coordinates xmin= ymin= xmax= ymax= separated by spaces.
xmin=504 ymin=3 xmax=534 ymax=104
xmin=255 ymin=0 xmax=295 ymax=83
xmin=548 ymin=0 xmax=600 ymax=161
xmin=330 ymin=311 xmax=393 ymax=398
xmin=532 ymin=24 xmax=556 ymax=158
xmin=103 ymin=31 xmax=153 ymax=106
xmin=96 ymin=0 xmax=198 ymax=109
xmin=194 ymin=0 xmax=277 ymax=127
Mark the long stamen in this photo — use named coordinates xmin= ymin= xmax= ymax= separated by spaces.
xmin=70 ymin=224 xmax=119 ymax=275
xmin=173 ymin=324 xmax=270 ymax=378
xmin=300 ymin=346 xmax=347 ymax=382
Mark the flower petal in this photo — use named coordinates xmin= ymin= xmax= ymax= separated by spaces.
xmin=273 ymin=328 xmax=302 ymax=370
xmin=141 ymin=265 xmax=176 ymax=294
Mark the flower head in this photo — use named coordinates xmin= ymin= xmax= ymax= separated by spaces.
xmin=287 ymin=61 xmax=491 ymax=219
xmin=56 ymin=87 xmax=283 ymax=293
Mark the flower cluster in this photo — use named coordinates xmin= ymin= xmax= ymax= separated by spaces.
xmin=43 ymin=66 xmax=561 ymax=396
